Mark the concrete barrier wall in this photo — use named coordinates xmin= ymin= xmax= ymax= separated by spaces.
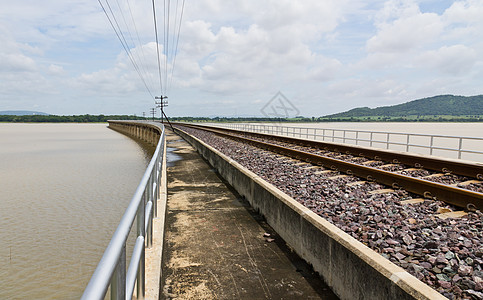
xmin=175 ymin=127 xmax=446 ymax=300
xmin=108 ymin=120 xmax=161 ymax=146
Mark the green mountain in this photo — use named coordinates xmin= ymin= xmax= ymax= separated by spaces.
xmin=324 ymin=95 xmax=483 ymax=118
xmin=0 ymin=110 xmax=49 ymax=116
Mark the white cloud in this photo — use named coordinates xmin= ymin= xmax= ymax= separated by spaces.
xmin=47 ymin=64 xmax=65 ymax=76
xmin=0 ymin=53 xmax=37 ymax=73
xmin=367 ymin=1 xmax=443 ymax=53
xmin=1 ymin=0 xmax=482 ymax=116
xmin=416 ymin=45 xmax=477 ymax=75
xmin=443 ymin=0 xmax=483 ymax=24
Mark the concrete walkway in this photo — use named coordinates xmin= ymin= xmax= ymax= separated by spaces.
xmin=160 ymin=130 xmax=338 ymax=299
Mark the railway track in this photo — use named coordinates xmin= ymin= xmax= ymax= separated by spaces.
xmin=176 ymin=123 xmax=483 ymax=211
xmin=173 ymin=124 xmax=483 ymax=299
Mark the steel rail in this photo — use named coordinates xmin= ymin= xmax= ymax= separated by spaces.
xmin=178 ymin=123 xmax=483 ymax=180
xmin=180 ymin=124 xmax=483 ymax=210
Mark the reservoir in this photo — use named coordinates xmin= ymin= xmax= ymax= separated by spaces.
xmin=0 ymin=123 xmax=153 ymax=299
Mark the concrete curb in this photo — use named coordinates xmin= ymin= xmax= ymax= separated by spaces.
xmin=175 ymin=127 xmax=446 ymax=300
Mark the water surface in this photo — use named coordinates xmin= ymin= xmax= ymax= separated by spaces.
xmin=0 ymin=123 xmax=153 ymax=299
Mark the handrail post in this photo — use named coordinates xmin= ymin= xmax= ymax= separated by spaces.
xmin=386 ymin=133 xmax=390 ymax=149
xmin=110 ymin=245 xmax=126 ymax=300
xmin=136 ymin=192 xmax=146 ymax=300
xmin=406 ymin=134 xmax=410 ymax=152
xmin=430 ymin=136 xmax=434 ymax=155
xmin=458 ymin=138 xmax=463 ymax=159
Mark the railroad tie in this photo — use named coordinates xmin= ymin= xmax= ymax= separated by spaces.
xmin=315 ymin=170 xmax=336 ymax=175
xmin=328 ymin=174 xmax=349 ymax=180
xmin=457 ymin=180 xmax=482 ymax=186
xmin=400 ymin=198 xmax=425 ymax=205
xmin=368 ymin=188 xmax=395 ymax=195
xmin=381 ymin=163 xmax=397 ymax=168
xmin=436 ymin=211 xmax=468 ymax=219
xmin=422 ymin=173 xmax=445 ymax=179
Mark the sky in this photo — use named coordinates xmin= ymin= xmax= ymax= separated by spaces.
xmin=0 ymin=0 xmax=482 ymax=117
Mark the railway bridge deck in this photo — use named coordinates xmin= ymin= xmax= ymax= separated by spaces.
xmin=161 ymin=130 xmax=336 ymax=299
xmin=89 ymin=121 xmax=481 ymax=300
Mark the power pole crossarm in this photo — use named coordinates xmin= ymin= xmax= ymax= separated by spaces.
xmin=155 ymin=96 xmax=168 ymax=123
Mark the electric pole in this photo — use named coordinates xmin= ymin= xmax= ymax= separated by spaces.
xmin=150 ymin=108 xmax=156 ymax=121
xmin=155 ymin=96 xmax=168 ymax=123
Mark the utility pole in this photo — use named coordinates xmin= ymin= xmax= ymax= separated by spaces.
xmin=142 ymin=112 xmax=146 ymax=119
xmin=155 ymin=96 xmax=168 ymax=123
xmin=150 ymin=107 xmax=156 ymax=121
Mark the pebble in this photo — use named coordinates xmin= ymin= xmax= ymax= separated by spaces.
xmin=466 ymin=290 xmax=483 ymax=300
xmin=445 ymin=251 xmax=455 ymax=260
xmin=459 ymin=265 xmax=473 ymax=276
xmin=437 ymin=274 xmax=450 ymax=282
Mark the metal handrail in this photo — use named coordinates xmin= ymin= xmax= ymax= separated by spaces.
xmin=81 ymin=124 xmax=165 ymax=300
xmin=204 ymin=123 xmax=483 ymax=161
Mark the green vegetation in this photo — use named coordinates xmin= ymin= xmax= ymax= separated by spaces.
xmin=2 ymin=95 xmax=482 ymax=123
xmin=0 ymin=114 xmax=147 ymax=123
xmin=169 ymin=116 xmax=315 ymax=123
xmin=324 ymin=95 xmax=483 ymax=119
xmin=317 ymin=115 xmax=483 ymax=122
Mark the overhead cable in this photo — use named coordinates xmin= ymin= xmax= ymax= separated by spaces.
xmin=98 ymin=0 xmax=155 ymax=98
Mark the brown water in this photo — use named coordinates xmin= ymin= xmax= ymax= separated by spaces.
xmin=0 ymin=123 xmax=153 ymax=299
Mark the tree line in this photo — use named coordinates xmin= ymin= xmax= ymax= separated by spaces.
xmin=1 ymin=114 xmax=481 ymax=123
xmin=0 ymin=114 xmax=147 ymax=123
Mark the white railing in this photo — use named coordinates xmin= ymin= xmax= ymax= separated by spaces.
xmin=81 ymin=123 xmax=165 ymax=300
xmin=204 ymin=123 xmax=483 ymax=162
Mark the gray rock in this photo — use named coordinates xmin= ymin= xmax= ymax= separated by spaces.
xmin=420 ymin=262 xmax=432 ymax=270
xmin=445 ymin=251 xmax=455 ymax=260
xmin=459 ymin=265 xmax=474 ymax=276
xmin=467 ymin=257 xmax=475 ymax=266
xmin=411 ymin=263 xmax=425 ymax=273
xmin=436 ymin=273 xmax=450 ymax=281
xmin=466 ymin=290 xmax=483 ymax=300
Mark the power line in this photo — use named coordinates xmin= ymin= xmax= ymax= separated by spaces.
xmin=164 ymin=0 xmax=171 ymax=95
xmin=152 ymin=0 xmax=164 ymax=96
xmin=126 ymin=0 xmax=157 ymax=92
xmin=168 ymin=0 xmax=185 ymax=95
xmin=98 ymin=0 xmax=186 ymax=112
xmin=117 ymin=0 xmax=156 ymax=92
xmin=98 ymin=0 xmax=155 ymax=98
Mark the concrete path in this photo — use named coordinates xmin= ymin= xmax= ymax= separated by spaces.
xmin=160 ymin=130 xmax=338 ymax=299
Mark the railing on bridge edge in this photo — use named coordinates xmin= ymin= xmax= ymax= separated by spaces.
xmin=81 ymin=124 xmax=165 ymax=300
xmin=206 ymin=123 xmax=483 ymax=161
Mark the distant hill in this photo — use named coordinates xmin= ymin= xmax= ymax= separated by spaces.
xmin=324 ymin=95 xmax=483 ymax=118
xmin=0 ymin=110 xmax=49 ymax=116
